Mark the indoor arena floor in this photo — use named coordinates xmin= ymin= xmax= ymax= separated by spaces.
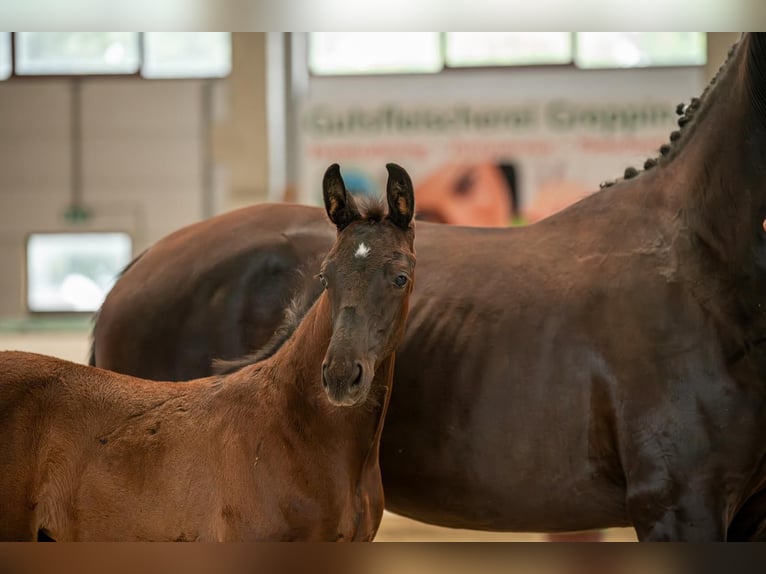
xmin=375 ymin=512 xmax=637 ymax=541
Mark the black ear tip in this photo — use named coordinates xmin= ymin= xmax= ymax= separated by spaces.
xmin=386 ymin=163 xmax=407 ymax=177
xmin=324 ymin=163 xmax=341 ymax=178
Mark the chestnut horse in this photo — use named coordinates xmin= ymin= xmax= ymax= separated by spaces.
xmin=93 ymin=34 xmax=766 ymax=540
xmin=0 ymin=164 xmax=416 ymax=541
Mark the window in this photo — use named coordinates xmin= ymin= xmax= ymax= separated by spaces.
xmin=26 ymin=232 xmax=133 ymax=313
xmin=142 ymin=32 xmax=232 ymax=78
xmin=309 ymin=33 xmax=443 ymax=75
xmin=308 ymin=32 xmax=707 ymax=75
xmin=15 ymin=32 xmax=140 ymax=75
xmin=445 ymin=33 xmax=572 ymax=67
xmin=1 ymin=33 xmax=232 ymax=79
xmin=0 ymin=33 xmax=10 ymax=80
xmin=575 ymin=33 xmax=707 ymax=69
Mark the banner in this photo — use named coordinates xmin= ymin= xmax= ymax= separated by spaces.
xmin=297 ymin=97 xmax=684 ymax=225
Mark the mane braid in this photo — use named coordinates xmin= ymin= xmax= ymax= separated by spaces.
xmin=212 ymin=257 xmax=324 ymax=375
xmin=598 ymin=36 xmax=743 ymax=190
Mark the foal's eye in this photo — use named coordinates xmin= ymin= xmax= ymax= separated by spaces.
xmin=394 ymin=275 xmax=408 ymax=288
xmin=319 ymin=274 xmax=328 ymax=289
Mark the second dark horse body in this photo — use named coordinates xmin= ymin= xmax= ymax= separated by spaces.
xmin=93 ymin=34 xmax=766 ymax=540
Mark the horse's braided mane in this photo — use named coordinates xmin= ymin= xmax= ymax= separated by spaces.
xmin=599 ymin=36 xmax=742 ymax=190
xmin=212 ymin=197 xmax=388 ymax=376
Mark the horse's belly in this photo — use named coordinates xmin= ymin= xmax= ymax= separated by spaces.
xmin=383 ymin=466 xmax=628 ymax=532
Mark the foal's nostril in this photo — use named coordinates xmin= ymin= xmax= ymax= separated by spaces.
xmin=351 ymin=363 xmax=363 ymax=387
xmin=322 ymin=364 xmax=329 ymax=389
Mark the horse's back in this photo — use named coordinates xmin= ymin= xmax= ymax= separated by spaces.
xmin=94 ymin=203 xmax=335 ymax=380
xmin=0 ymin=350 xmax=220 ymax=540
xmin=0 ymin=350 xmax=109 ymax=439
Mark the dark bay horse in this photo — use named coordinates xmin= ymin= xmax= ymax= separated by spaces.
xmin=0 ymin=164 xmax=416 ymax=541
xmin=93 ymin=34 xmax=766 ymax=541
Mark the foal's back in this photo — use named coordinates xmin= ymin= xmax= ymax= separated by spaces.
xmin=0 ymin=351 xmax=266 ymax=541
xmin=0 ymin=333 xmax=384 ymax=541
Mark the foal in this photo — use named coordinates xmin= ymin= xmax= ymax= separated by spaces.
xmin=0 ymin=163 xmax=416 ymax=542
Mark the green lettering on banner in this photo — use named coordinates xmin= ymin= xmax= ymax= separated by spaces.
xmin=303 ymin=104 xmax=540 ymax=138
xmin=546 ymin=101 xmax=675 ymax=133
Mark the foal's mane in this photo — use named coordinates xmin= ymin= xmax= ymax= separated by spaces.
xmin=212 ymin=260 xmax=323 ymax=375
xmin=599 ymin=35 xmax=743 ymax=190
xmin=213 ymin=197 xmax=387 ymax=376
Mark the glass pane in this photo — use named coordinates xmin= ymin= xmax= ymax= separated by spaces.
xmin=309 ymin=33 xmax=443 ymax=75
xmin=446 ymin=33 xmax=573 ymax=66
xmin=575 ymin=33 xmax=707 ymax=68
xmin=0 ymin=33 xmax=10 ymax=80
xmin=26 ymin=233 xmax=133 ymax=313
xmin=142 ymin=32 xmax=232 ymax=78
xmin=15 ymin=32 xmax=140 ymax=75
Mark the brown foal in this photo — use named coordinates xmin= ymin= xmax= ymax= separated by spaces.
xmin=0 ymin=163 xmax=416 ymax=541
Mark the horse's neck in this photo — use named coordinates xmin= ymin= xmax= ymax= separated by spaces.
xmin=267 ymin=294 xmax=394 ymax=459
xmin=675 ymin=34 xmax=766 ymax=266
xmin=270 ymin=294 xmax=333 ymax=404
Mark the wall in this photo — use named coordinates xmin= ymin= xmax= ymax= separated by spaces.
xmin=0 ymin=78 xmax=207 ymax=318
xmin=706 ymin=32 xmax=741 ymax=81
xmin=211 ymin=32 xmax=270 ymax=212
xmin=0 ymin=32 xmax=268 ymax=321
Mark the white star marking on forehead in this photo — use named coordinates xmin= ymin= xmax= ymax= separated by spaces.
xmin=355 ymin=242 xmax=371 ymax=259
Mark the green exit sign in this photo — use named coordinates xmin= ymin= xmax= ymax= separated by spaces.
xmin=63 ymin=205 xmax=92 ymax=224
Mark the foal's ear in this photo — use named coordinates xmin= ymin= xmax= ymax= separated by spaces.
xmin=385 ymin=163 xmax=415 ymax=230
xmin=323 ymin=163 xmax=361 ymax=231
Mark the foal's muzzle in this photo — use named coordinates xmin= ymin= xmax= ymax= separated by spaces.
xmin=322 ymin=357 xmax=371 ymax=407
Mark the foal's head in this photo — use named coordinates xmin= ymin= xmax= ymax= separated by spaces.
xmin=320 ymin=163 xmax=416 ymax=407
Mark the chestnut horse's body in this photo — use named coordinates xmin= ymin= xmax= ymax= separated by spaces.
xmin=0 ymin=165 xmax=417 ymax=541
xmin=93 ymin=35 xmax=766 ymax=540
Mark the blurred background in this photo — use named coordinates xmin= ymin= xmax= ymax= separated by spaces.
xmin=0 ymin=32 xmax=741 ymax=542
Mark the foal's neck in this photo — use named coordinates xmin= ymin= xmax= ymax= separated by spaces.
xmin=266 ymin=294 xmax=393 ymax=452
